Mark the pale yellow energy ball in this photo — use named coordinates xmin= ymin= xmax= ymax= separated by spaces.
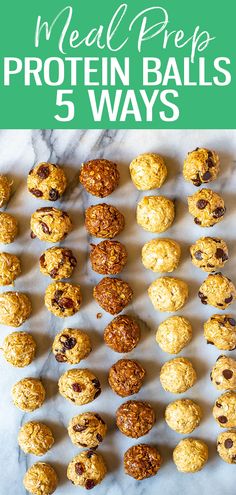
xmin=0 ymin=212 xmax=18 ymax=244
xmin=165 ymin=399 xmax=202 ymax=434
xmin=58 ymin=368 xmax=101 ymax=405
xmin=18 ymin=421 xmax=54 ymax=456
xmin=142 ymin=238 xmax=181 ymax=273
xmin=23 ymin=462 xmax=58 ymax=495
xmin=52 ymin=328 xmax=91 ymax=364
xmin=217 ymin=430 xmax=236 ymax=464
xmin=12 ymin=378 xmax=46 ymax=412
xmin=137 ymin=195 xmax=175 ymax=233
xmin=183 ymin=148 xmax=220 ymax=186
xmin=148 ymin=277 xmax=188 ymax=312
xmin=156 ymin=316 xmax=192 ymax=354
xmin=198 ymin=273 xmax=236 ymax=310
xmin=210 ymin=355 xmax=236 ymax=391
xmin=27 ymin=162 xmax=67 ymax=201
xmin=213 ymin=391 xmax=236 ymax=428
xmin=0 ymin=291 xmax=32 ymax=327
xmin=67 ymin=451 xmax=107 ymax=489
xmin=30 ymin=207 xmax=72 ymax=243
xmin=3 ymin=331 xmax=36 ymax=367
xmin=188 ymin=188 xmax=225 ymax=227
xmin=160 ymin=357 xmax=197 ymax=394
xmin=130 ymin=153 xmax=167 ymax=190
xmin=40 ymin=247 xmax=77 ymax=280
xmin=173 ymin=438 xmax=208 ymax=473
xmin=0 ymin=175 xmax=12 ymax=207
xmin=68 ymin=412 xmax=107 ymax=448
xmin=0 ymin=252 xmax=21 ymax=286
xmin=204 ymin=314 xmax=236 ymax=350
xmin=190 ymin=237 xmax=228 ymax=272
xmin=44 ymin=282 xmax=82 ymax=317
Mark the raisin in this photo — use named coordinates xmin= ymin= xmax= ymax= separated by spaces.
xmin=85 ymin=479 xmax=95 ymax=490
xmin=194 ymin=250 xmax=203 ymax=260
xmin=49 ymin=188 xmax=59 ymax=201
xmin=58 ymin=297 xmax=74 ymax=309
xmin=55 ymin=353 xmax=67 ymax=362
xmin=215 ymin=402 xmax=222 ymax=408
xmin=94 ymin=388 xmax=101 ymax=399
xmin=30 ymin=188 xmax=43 ymax=197
xmin=202 ymin=171 xmax=211 ymax=181
xmin=41 ymin=222 xmax=50 ymax=234
xmin=75 ymin=462 xmax=84 ymax=475
xmin=196 ymin=199 xmax=208 ymax=209
xmin=213 ymin=207 xmax=225 ymax=219
xmin=54 ymin=290 xmax=63 ymax=302
xmin=96 ymin=433 xmax=103 ymax=442
xmin=64 ymin=336 xmax=76 ymax=350
xmin=222 ymin=369 xmax=233 ymax=379
xmin=224 ymin=438 xmax=233 ymax=449
xmin=215 ymin=248 xmax=225 ymax=260
xmin=92 ymin=378 xmax=101 ymax=389
xmin=31 ymin=231 xmax=36 ymax=239
xmin=72 ymin=383 xmax=82 ymax=392
xmin=73 ymin=424 xmax=87 ymax=432
xmin=194 ymin=217 xmax=201 ymax=225
xmin=39 ymin=254 xmax=46 ymax=267
xmin=50 ymin=268 xmax=59 ymax=279
xmin=87 ymin=451 xmax=94 ymax=459
xmin=228 ymin=318 xmax=236 ymax=327
xmin=218 ymin=415 xmax=227 ymax=424
xmin=225 ymin=295 xmax=233 ymax=304
xmin=37 ymin=165 xmax=50 ymax=179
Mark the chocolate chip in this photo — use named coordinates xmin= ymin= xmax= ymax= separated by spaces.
xmin=50 ymin=268 xmax=59 ymax=279
xmin=94 ymin=388 xmax=101 ymax=399
xmin=198 ymin=291 xmax=207 ymax=305
xmin=207 ymin=340 xmax=214 ymax=345
xmin=225 ymin=295 xmax=233 ymax=304
xmin=218 ymin=415 xmax=227 ymax=424
xmin=37 ymin=165 xmax=50 ymax=179
xmin=85 ymin=479 xmax=95 ymax=490
xmin=73 ymin=424 xmax=87 ymax=432
xmin=222 ymin=369 xmax=233 ymax=379
xmin=193 ymin=174 xmax=202 ymax=187
xmin=72 ymin=383 xmax=82 ymax=392
xmin=213 ymin=207 xmax=225 ymax=219
xmin=215 ymin=401 xmax=222 ymax=408
xmin=96 ymin=433 xmax=103 ymax=442
xmin=55 ymin=353 xmax=67 ymax=362
xmin=58 ymin=297 xmax=74 ymax=309
xmin=54 ymin=290 xmax=63 ymax=302
xmin=228 ymin=318 xmax=236 ymax=327
xmin=31 ymin=231 xmax=36 ymax=239
xmin=30 ymin=188 xmax=43 ymax=197
xmin=63 ymin=336 xmax=76 ymax=350
xmin=194 ymin=250 xmax=203 ymax=260
xmin=202 ymin=171 xmax=211 ymax=181
xmin=196 ymin=199 xmax=208 ymax=209
xmin=215 ymin=248 xmax=225 ymax=259
xmin=194 ymin=217 xmax=201 ymax=225
xmin=70 ymin=256 xmax=77 ymax=267
xmin=75 ymin=462 xmax=84 ymax=475
xmin=87 ymin=451 xmax=94 ymax=459
xmin=224 ymin=438 xmax=233 ymax=449
xmin=92 ymin=378 xmax=101 ymax=389
xmin=41 ymin=221 xmax=50 ymax=234
xmin=49 ymin=188 xmax=59 ymax=201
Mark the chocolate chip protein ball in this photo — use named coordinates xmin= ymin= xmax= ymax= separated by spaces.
xmin=217 ymin=430 xmax=236 ymax=464
xmin=188 ymin=188 xmax=225 ymax=227
xmin=23 ymin=463 xmax=58 ymax=495
xmin=12 ymin=378 xmax=45 ymax=412
xmin=52 ymin=328 xmax=91 ymax=364
xmin=67 ymin=450 xmax=107 ymax=490
xmin=160 ymin=357 xmax=197 ymax=394
xmin=210 ymin=355 xmax=236 ymax=390
xmin=130 ymin=153 xmax=167 ymax=191
xmin=31 ymin=207 xmax=72 ymax=243
xmin=108 ymin=359 xmax=145 ymax=397
xmin=0 ymin=291 xmax=32 ymax=327
xmin=85 ymin=203 xmax=125 ymax=239
xmin=165 ymin=399 xmax=202 ymax=434
xmin=68 ymin=412 xmax=107 ymax=448
xmin=137 ymin=195 xmax=175 ymax=233
xmin=213 ymin=391 xmax=236 ymax=427
xmin=198 ymin=273 xmax=236 ymax=309
xmin=90 ymin=240 xmax=127 ymax=275
xmin=173 ymin=438 xmax=208 ymax=473
xmin=40 ymin=247 xmax=77 ymax=280
xmin=58 ymin=368 xmax=101 ymax=405
xmin=148 ymin=277 xmax=188 ymax=312
xmin=116 ymin=400 xmax=155 ymax=438
xmin=124 ymin=444 xmax=162 ymax=480
xmin=3 ymin=331 xmax=36 ymax=367
xmin=183 ymin=148 xmax=220 ymax=186
xmin=204 ymin=314 xmax=236 ymax=350
xmin=27 ymin=162 xmax=67 ymax=201
xmin=18 ymin=422 xmax=54 ymax=456
xmin=190 ymin=237 xmax=228 ymax=272
xmin=0 ymin=175 xmax=12 ymax=207
xmin=80 ymin=159 xmax=120 ymax=197
xmin=45 ymin=282 xmax=82 ymax=317
xmin=93 ymin=277 xmax=133 ymax=315
xmin=0 ymin=212 xmax=18 ymax=244
xmin=0 ymin=252 xmax=21 ymax=285
xmin=104 ymin=315 xmax=140 ymax=353
xmin=142 ymin=238 xmax=181 ymax=273
xmin=156 ymin=316 xmax=192 ymax=354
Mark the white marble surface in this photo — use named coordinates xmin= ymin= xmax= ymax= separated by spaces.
xmin=0 ymin=129 xmax=236 ymax=495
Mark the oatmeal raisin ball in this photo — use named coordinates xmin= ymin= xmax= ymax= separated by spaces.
xmin=130 ymin=153 xmax=167 ymax=191
xmin=0 ymin=252 xmax=21 ymax=285
xmin=93 ymin=277 xmax=133 ymax=315
xmin=116 ymin=400 xmax=155 ymax=438
xmin=23 ymin=463 xmax=58 ymax=495
xmin=210 ymin=355 xmax=236 ymax=390
xmin=213 ymin=391 xmax=236 ymax=428
xmin=67 ymin=450 xmax=107 ymax=490
xmin=104 ymin=315 xmax=140 ymax=353
xmin=0 ymin=212 xmax=18 ymax=244
xmin=58 ymin=368 xmax=101 ymax=405
xmin=160 ymin=358 xmax=197 ymax=394
xmin=137 ymin=195 xmax=175 ymax=233
xmin=52 ymin=328 xmax=91 ymax=364
xmin=27 ymin=162 xmax=67 ymax=201
xmin=45 ymin=282 xmax=82 ymax=317
xmin=198 ymin=273 xmax=236 ymax=309
xmin=0 ymin=291 xmax=32 ymax=327
xmin=148 ymin=277 xmax=188 ymax=312
xmin=142 ymin=238 xmax=181 ymax=273
xmin=0 ymin=175 xmax=12 ymax=207
xmin=108 ymin=359 xmax=145 ymax=397
xmin=80 ymin=159 xmax=120 ymax=197
xmin=124 ymin=444 xmax=162 ymax=480
xmin=85 ymin=203 xmax=125 ymax=238
xmin=173 ymin=438 xmax=208 ymax=473
xmin=68 ymin=412 xmax=107 ymax=448
xmin=204 ymin=314 xmax=236 ymax=350
xmin=183 ymin=148 xmax=220 ymax=186
xmin=18 ymin=422 xmax=54 ymax=456
xmin=188 ymin=188 xmax=225 ymax=227
xmin=156 ymin=316 xmax=192 ymax=354
xmin=165 ymin=399 xmax=202 ymax=434
xmin=90 ymin=240 xmax=127 ymax=275
xmin=40 ymin=247 xmax=77 ymax=280
xmin=190 ymin=237 xmax=228 ymax=272
xmin=31 ymin=207 xmax=72 ymax=243
xmin=3 ymin=331 xmax=36 ymax=367
xmin=12 ymin=378 xmax=45 ymax=412
xmin=217 ymin=430 xmax=236 ymax=464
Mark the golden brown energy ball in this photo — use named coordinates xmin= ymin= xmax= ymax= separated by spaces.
xmin=137 ymin=195 xmax=175 ymax=233
xmin=104 ymin=315 xmax=141 ymax=353
xmin=160 ymin=357 xmax=197 ymax=394
xmin=130 ymin=153 xmax=167 ymax=191
xmin=40 ymin=247 xmax=77 ymax=280
xmin=210 ymin=355 xmax=236 ymax=391
xmin=18 ymin=422 xmax=54 ymax=456
xmin=90 ymin=240 xmax=127 ymax=275
xmin=148 ymin=277 xmax=188 ymax=312
xmin=85 ymin=203 xmax=125 ymax=238
xmin=165 ymin=399 xmax=202 ymax=434
xmin=124 ymin=444 xmax=162 ymax=480
xmin=0 ymin=175 xmax=12 ymax=207
xmin=116 ymin=400 xmax=155 ymax=438
xmin=12 ymin=378 xmax=45 ymax=412
xmin=0 ymin=252 xmax=21 ymax=286
xmin=213 ymin=391 xmax=236 ymax=428
xmin=0 ymin=291 xmax=32 ymax=327
xmin=93 ymin=277 xmax=133 ymax=315
xmin=204 ymin=314 xmax=236 ymax=350
xmin=68 ymin=412 xmax=107 ymax=449
xmin=67 ymin=450 xmax=107 ymax=490
xmin=44 ymin=282 xmax=82 ymax=317
xmin=31 ymin=207 xmax=72 ymax=243
xmin=3 ymin=331 xmax=36 ymax=367
xmin=188 ymin=188 xmax=225 ymax=227
xmin=23 ymin=462 xmax=58 ymax=495
xmin=142 ymin=238 xmax=181 ymax=273
xmin=217 ymin=430 xmax=236 ymax=464
xmin=52 ymin=328 xmax=91 ymax=364
xmin=108 ymin=359 xmax=145 ymax=397
xmin=183 ymin=148 xmax=220 ymax=186
xmin=0 ymin=212 xmax=18 ymax=244
xmin=27 ymin=162 xmax=67 ymax=201
xmin=198 ymin=273 xmax=236 ymax=309
xmin=80 ymin=158 xmax=120 ymax=197
xmin=190 ymin=237 xmax=229 ymax=272
xmin=58 ymin=368 xmax=101 ymax=405
xmin=156 ymin=316 xmax=192 ymax=355
xmin=173 ymin=438 xmax=208 ymax=473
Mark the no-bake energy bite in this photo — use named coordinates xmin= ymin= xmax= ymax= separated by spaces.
xmin=116 ymin=400 xmax=155 ymax=438
xmin=173 ymin=438 xmax=208 ymax=473
xmin=148 ymin=277 xmax=188 ymax=312
xmin=90 ymin=240 xmax=127 ymax=275
xmin=58 ymin=368 xmax=101 ymax=405
xmin=45 ymin=282 xmax=82 ymax=317
xmin=18 ymin=422 xmax=54 ymax=456
xmin=80 ymin=158 xmax=120 ymax=197
xmin=137 ymin=195 xmax=175 ymax=233
xmin=104 ymin=315 xmax=141 ymax=353
xmin=142 ymin=238 xmax=181 ymax=273
xmin=124 ymin=444 xmax=162 ymax=480
xmin=31 ymin=207 xmax=72 ymax=242
xmin=40 ymin=247 xmax=77 ymax=280
xmin=190 ymin=237 xmax=229 ymax=272
xmin=156 ymin=316 xmax=192 ymax=354
xmin=0 ymin=252 xmax=21 ymax=285
xmin=27 ymin=162 xmax=67 ymax=201
xmin=52 ymin=328 xmax=91 ymax=364
xmin=108 ymin=359 xmax=145 ymax=397
xmin=68 ymin=412 xmax=107 ymax=449
xmin=210 ymin=355 xmax=236 ymax=390
xmin=130 ymin=152 xmax=167 ymax=190
xmin=85 ymin=203 xmax=125 ymax=238
xmin=12 ymin=378 xmax=45 ymax=412
xmin=213 ymin=391 xmax=236 ymax=428
xmin=0 ymin=212 xmax=18 ymax=244
xmin=165 ymin=399 xmax=202 ymax=434
xmin=0 ymin=291 xmax=32 ymax=327
xmin=198 ymin=273 xmax=236 ymax=309
xmin=0 ymin=175 xmax=12 ymax=207
xmin=204 ymin=314 xmax=236 ymax=350
xmin=160 ymin=358 xmax=197 ymax=394
xmin=188 ymin=188 xmax=225 ymax=227
xmin=217 ymin=430 xmax=236 ymax=464
xmin=67 ymin=450 xmax=107 ymax=490
xmin=183 ymin=148 xmax=220 ymax=186
xmin=93 ymin=277 xmax=133 ymax=315
xmin=23 ymin=462 xmax=58 ymax=495
xmin=3 ymin=331 xmax=36 ymax=367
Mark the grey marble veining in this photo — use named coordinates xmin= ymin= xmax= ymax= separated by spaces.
xmin=0 ymin=129 xmax=236 ymax=495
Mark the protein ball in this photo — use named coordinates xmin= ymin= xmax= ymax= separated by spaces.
xmin=124 ymin=444 xmax=162 ymax=480
xmin=67 ymin=450 xmax=107 ymax=490
xmin=148 ymin=277 xmax=188 ymax=312
xmin=85 ymin=203 xmax=125 ymax=238
xmin=104 ymin=315 xmax=141 ymax=353
xmin=0 ymin=252 xmax=21 ymax=285
xmin=12 ymin=378 xmax=45 ymax=412
xmin=190 ymin=237 xmax=229 ymax=273
xmin=18 ymin=422 xmax=54 ymax=456
xmin=44 ymin=282 xmax=82 ymax=317
xmin=198 ymin=273 xmax=236 ymax=309
xmin=137 ymin=195 xmax=175 ymax=233
xmin=173 ymin=438 xmax=208 ymax=473
xmin=68 ymin=412 xmax=107 ymax=449
xmin=93 ymin=277 xmax=133 ymax=315
xmin=213 ymin=391 xmax=236 ymax=428
xmin=58 ymin=368 xmax=101 ymax=405
xmin=0 ymin=175 xmax=12 ymax=207
xmin=23 ymin=463 xmax=58 ymax=495
xmin=156 ymin=316 xmax=192 ymax=354
xmin=90 ymin=240 xmax=127 ymax=275
xmin=142 ymin=238 xmax=181 ymax=273
xmin=160 ymin=357 xmax=197 ymax=394
xmin=108 ymin=359 xmax=145 ymax=397
xmin=3 ymin=331 xmax=36 ymax=367
xmin=188 ymin=188 xmax=225 ymax=227
xmin=165 ymin=399 xmax=202 ymax=434
xmin=130 ymin=153 xmax=167 ymax=190
xmin=40 ymin=247 xmax=77 ymax=280
xmin=0 ymin=291 xmax=32 ymax=327
xmin=80 ymin=158 xmax=120 ymax=197
xmin=52 ymin=328 xmax=91 ymax=364
xmin=31 ymin=207 xmax=72 ymax=243
xmin=116 ymin=400 xmax=155 ymax=438
xmin=210 ymin=355 xmax=236 ymax=391
xmin=0 ymin=212 xmax=18 ymax=244
xmin=27 ymin=162 xmax=67 ymax=201
xmin=217 ymin=430 xmax=236 ymax=464
xmin=204 ymin=314 xmax=236 ymax=350
xmin=183 ymin=148 xmax=220 ymax=186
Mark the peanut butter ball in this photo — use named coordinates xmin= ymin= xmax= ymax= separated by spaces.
xmin=104 ymin=315 xmax=141 ymax=353
xmin=198 ymin=273 xmax=236 ymax=309
xmin=116 ymin=400 xmax=155 ymax=438
xmin=210 ymin=355 xmax=236 ymax=390
xmin=148 ymin=277 xmax=188 ymax=312
xmin=0 ymin=291 xmax=32 ymax=327
xmin=90 ymin=240 xmax=127 ymax=275
xmin=93 ymin=277 xmax=133 ymax=315
xmin=108 ymin=359 xmax=145 ymax=397
xmin=165 ymin=399 xmax=202 ymax=434
xmin=23 ymin=463 xmax=58 ymax=495
xmin=44 ymin=282 xmax=82 ymax=317
xmin=188 ymin=188 xmax=225 ymax=227
xmin=18 ymin=422 xmax=54 ymax=456
xmin=124 ymin=444 xmax=162 ymax=480
xmin=130 ymin=153 xmax=167 ymax=190
xmin=183 ymin=148 xmax=220 ymax=186
xmin=68 ymin=412 xmax=107 ymax=449
xmin=0 ymin=175 xmax=12 ymax=207
xmin=58 ymin=368 xmax=101 ymax=405
xmin=156 ymin=316 xmax=192 ymax=354
xmin=80 ymin=159 xmax=120 ymax=197
xmin=67 ymin=451 xmax=107 ymax=490
xmin=217 ymin=430 xmax=236 ymax=464
xmin=213 ymin=391 xmax=236 ymax=428
xmin=0 ymin=212 xmax=18 ymax=244
xmin=160 ymin=357 xmax=197 ymax=394
xmin=31 ymin=207 xmax=72 ymax=243
xmin=190 ymin=237 xmax=228 ymax=272
xmin=40 ymin=247 xmax=77 ymax=280
xmin=12 ymin=378 xmax=45 ymax=412
xmin=204 ymin=314 xmax=236 ymax=350
xmin=27 ymin=162 xmax=67 ymax=201
xmin=0 ymin=252 xmax=21 ymax=285
xmin=85 ymin=203 xmax=125 ymax=238
xmin=142 ymin=238 xmax=181 ymax=273
xmin=137 ymin=195 xmax=175 ymax=233
xmin=173 ymin=438 xmax=208 ymax=473
xmin=3 ymin=331 xmax=36 ymax=367
xmin=52 ymin=328 xmax=91 ymax=364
